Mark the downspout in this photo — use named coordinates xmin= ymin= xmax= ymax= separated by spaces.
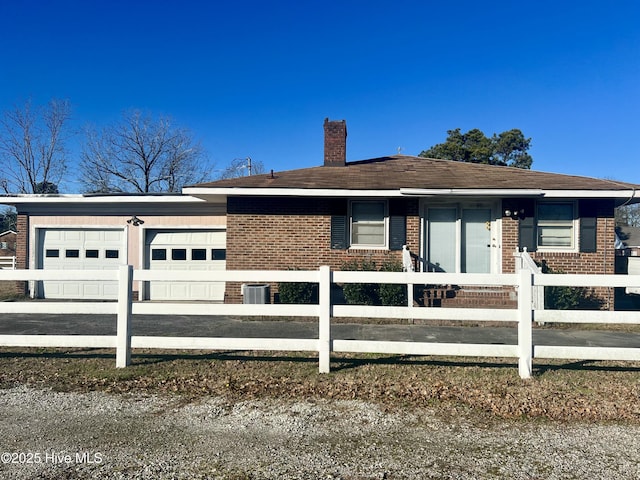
xmin=618 ymin=187 xmax=637 ymax=209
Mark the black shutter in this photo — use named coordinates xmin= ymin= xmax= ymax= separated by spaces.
xmin=519 ymin=216 xmax=537 ymax=252
xmin=579 ymin=200 xmax=598 ymax=253
xmin=330 ymin=215 xmax=348 ymax=249
xmin=580 ymin=217 xmax=597 ymax=253
xmin=389 ymin=215 xmax=406 ymax=251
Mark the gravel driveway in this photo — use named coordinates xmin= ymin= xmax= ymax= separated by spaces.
xmin=1 ymin=386 xmax=639 ymax=479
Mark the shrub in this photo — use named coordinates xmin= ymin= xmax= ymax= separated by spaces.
xmin=341 ymin=258 xmax=408 ymax=306
xmin=278 ymin=270 xmax=318 ymax=304
xmin=378 ymin=259 xmax=407 ymax=306
xmin=538 ymin=261 xmax=603 ymax=310
xmin=341 ymin=258 xmax=380 ymax=305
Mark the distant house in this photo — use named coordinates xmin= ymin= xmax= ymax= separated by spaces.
xmin=3 ymin=119 xmax=640 ymax=309
xmin=0 ymin=230 xmax=16 ymax=256
xmin=616 ymin=225 xmax=640 ymax=257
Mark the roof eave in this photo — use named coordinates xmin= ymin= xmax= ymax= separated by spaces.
xmin=184 ymin=186 xmax=640 ymax=202
xmin=0 ymin=194 xmax=212 ymax=205
xmin=183 ymin=187 xmax=404 ymax=198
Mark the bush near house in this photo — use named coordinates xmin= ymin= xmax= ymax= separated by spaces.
xmin=538 ymin=261 xmax=603 ymax=310
xmin=341 ymin=258 xmax=407 ymax=306
xmin=277 ymin=270 xmax=318 ymax=304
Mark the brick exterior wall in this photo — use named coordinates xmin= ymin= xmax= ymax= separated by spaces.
xmin=225 ymin=196 xmax=419 ymax=303
xmin=13 ymin=214 xmax=28 ymax=295
xmin=502 ymin=200 xmax=616 ymax=310
xmin=226 ymin=196 xmax=617 ymax=309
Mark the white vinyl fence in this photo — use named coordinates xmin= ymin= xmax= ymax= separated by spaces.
xmin=0 ymin=266 xmax=639 ymax=379
xmin=0 ymin=256 xmax=16 ymax=269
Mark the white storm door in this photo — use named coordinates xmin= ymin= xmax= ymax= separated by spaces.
xmin=425 ymin=205 xmax=495 ymax=274
xmin=426 ymin=208 xmax=457 ymax=273
xmin=461 ymin=208 xmax=492 ymax=273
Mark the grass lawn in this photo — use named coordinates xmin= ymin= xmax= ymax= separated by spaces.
xmin=1 ymin=347 xmax=639 ymax=424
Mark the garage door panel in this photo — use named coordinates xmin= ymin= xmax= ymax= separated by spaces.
xmin=83 ymin=283 xmax=100 ymax=297
xmin=62 ymin=283 xmax=81 ymax=296
xmin=38 ymin=228 xmax=124 ymax=300
xmin=146 ymin=229 xmax=226 ymax=301
xmin=63 ymin=230 xmax=82 ymax=241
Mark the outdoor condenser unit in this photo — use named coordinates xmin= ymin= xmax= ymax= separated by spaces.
xmin=243 ymin=284 xmax=271 ymax=304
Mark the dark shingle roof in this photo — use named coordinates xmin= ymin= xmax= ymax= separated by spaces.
xmin=193 ymin=156 xmax=639 ymax=191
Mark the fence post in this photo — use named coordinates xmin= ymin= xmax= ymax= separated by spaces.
xmin=318 ymin=265 xmax=332 ymax=373
xmin=517 ymin=269 xmax=533 ymax=379
xmin=116 ymin=265 xmax=133 ymax=368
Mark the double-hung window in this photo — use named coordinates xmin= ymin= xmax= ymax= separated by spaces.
xmin=536 ymin=202 xmax=576 ymax=249
xmin=350 ymin=201 xmax=386 ymax=248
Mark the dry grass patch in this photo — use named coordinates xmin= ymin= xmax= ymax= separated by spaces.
xmin=1 ymin=347 xmax=640 ymax=424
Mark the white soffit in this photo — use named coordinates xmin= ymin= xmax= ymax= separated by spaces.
xmin=0 ymin=194 xmax=211 ymax=205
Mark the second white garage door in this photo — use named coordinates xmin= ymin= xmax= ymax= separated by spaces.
xmin=145 ymin=229 xmax=226 ymax=301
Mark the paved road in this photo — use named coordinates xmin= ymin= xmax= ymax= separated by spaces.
xmin=2 ymin=313 xmax=640 ymax=348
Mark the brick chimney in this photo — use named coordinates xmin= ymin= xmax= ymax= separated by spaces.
xmin=323 ymin=118 xmax=347 ymax=166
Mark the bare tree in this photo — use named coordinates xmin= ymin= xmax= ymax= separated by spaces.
xmin=80 ymin=110 xmax=210 ymax=193
xmin=218 ymin=157 xmax=265 ymax=179
xmin=0 ymin=98 xmax=71 ymax=193
xmin=616 ymin=203 xmax=640 ymax=227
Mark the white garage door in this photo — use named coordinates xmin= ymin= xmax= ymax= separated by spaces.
xmin=38 ymin=228 xmax=125 ymax=299
xmin=145 ymin=229 xmax=226 ymax=301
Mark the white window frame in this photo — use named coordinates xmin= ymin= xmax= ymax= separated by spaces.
xmin=536 ymin=201 xmax=578 ymax=251
xmin=349 ymin=200 xmax=388 ymax=250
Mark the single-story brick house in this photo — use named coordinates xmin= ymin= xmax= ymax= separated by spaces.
xmin=3 ymin=119 xmax=640 ymax=309
xmin=183 ymin=119 xmax=640 ymax=308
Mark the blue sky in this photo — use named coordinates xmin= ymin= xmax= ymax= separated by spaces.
xmin=1 ymin=0 xmax=639 ymax=192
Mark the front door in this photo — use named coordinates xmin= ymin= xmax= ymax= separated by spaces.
xmin=461 ymin=208 xmax=492 ymax=273
xmin=425 ymin=204 xmax=495 ymax=273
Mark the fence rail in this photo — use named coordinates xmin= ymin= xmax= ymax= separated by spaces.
xmin=0 ymin=256 xmax=16 ymax=270
xmin=0 ymin=266 xmax=639 ymax=379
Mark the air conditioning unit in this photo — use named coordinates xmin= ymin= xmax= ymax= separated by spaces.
xmin=243 ymin=284 xmax=271 ymax=304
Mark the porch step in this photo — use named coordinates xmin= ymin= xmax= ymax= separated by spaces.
xmin=417 ymin=285 xmax=517 ymax=309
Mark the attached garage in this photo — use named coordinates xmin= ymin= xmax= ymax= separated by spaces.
xmin=37 ymin=228 xmax=125 ymax=299
xmin=144 ymin=229 xmax=226 ymax=301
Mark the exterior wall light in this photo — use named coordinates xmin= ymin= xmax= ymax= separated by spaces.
xmin=127 ymin=215 xmax=144 ymax=226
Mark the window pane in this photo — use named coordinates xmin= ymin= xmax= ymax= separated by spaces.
xmin=352 ymin=202 xmax=384 ymax=221
xmin=86 ymin=250 xmax=99 ymax=258
xmin=65 ymin=249 xmax=80 ymax=258
xmin=538 ymin=226 xmax=573 ymax=247
xmin=192 ymin=248 xmax=206 ymax=260
xmin=212 ymin=248 xmax=226 ymax=260
xmin=151 ymin=249 xmax=166 ymax=261
xmin=352 ymin=201 xmax=385 ymax=246
xmin=537 ymin=203 xmax=574 ymax=248
xmin=352 ymin=223 xmax=385 ymax=245
xmin=172 ymin=248 xmax=187 ymax=261
xmin=45 ymin=249 xmax=59 ymax=258
xmin=105 ymin=250 xmax=119 ymax=259
xmin=538 ymin=203 xmax=573 ymax=221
